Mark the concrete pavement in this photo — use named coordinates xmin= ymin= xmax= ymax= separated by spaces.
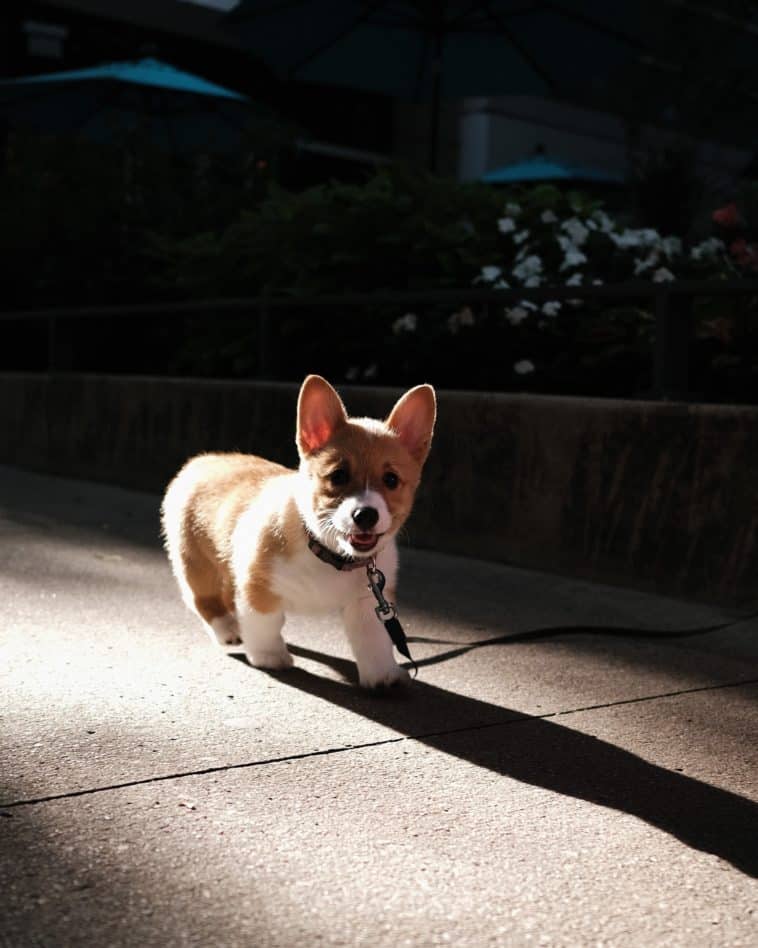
xmin=1 ymin=463 xmax=756 ymax=947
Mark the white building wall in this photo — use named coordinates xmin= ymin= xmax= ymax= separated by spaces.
xmin=393 ymin=93 xmax=750 ymax=212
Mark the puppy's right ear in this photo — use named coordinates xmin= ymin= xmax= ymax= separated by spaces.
xmin=297 ymin=375 xmax=348 ymax=455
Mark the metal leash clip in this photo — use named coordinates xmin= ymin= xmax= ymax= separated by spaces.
xmin=366 ymin=558 xmax=397 ymax=620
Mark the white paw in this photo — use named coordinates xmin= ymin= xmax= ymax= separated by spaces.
xmin=210 ymin=614 xmax=241 ymax=648
xmin=359 ymin=662 xmax=410 ymax=690
xmin=246 ymin=647 xmax=294 ymax=671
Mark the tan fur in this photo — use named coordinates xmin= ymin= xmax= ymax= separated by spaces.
xmin=162 ymin=452 xmax=294 ymax=621
xmin=161 ymin=376 xmax=436 ymax=687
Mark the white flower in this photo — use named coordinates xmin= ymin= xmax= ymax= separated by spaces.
xmin=592 ymin=278 xmax=604 ymax=285
xmin=612 ymin=227 xmax=661 ymax=250
xmin=498 ymin=217 xmax=516 ymax=234
xmin=514 ymin=359 xmax=535 ymax=375
xmin=661 ymin=236 xmax=682 ymax=258
xmin=514 ymin=229 xmax=530 ymax=245
xmin=541 ymin=210 xmax=558 ymax=224
xmin=639 ymin=228 xmax=662 ymax=245
xmin=652 ymin=267 xmax=675 ymax=283
xmin=610 ymin=229 xmax=636 ymax=249
xmin=476 ymin=265 xmax=503 ymax=283
xmin=505 ymin=306 xmax=530 ymax=326
xmin=560 ymin=246 xmax=588 ymax=271
xmin=556 ymin=234 xmax=587 ymax=269
xmin=591 ymin=209 xmax=615 ymax=233
xmin=392 ymin=312 xmax=418 ymax=334
xmin=561 ymin=217 xmax=589 ymax=246
xmin=506 ymin=202 xmax=522 ymax=216
xmin=542 ymin=301 xmax=561 ymax=317
xmin=448 ymin=306 xmax=475 ymax=334
xmin=634 ymin=253 xmax=658 ymax=275
xmin=512 ymin=254 xmax=543 ymax=283
xmin=493 ymin=278 xmax=511 ymax=289
xmin=690 ymin=237 xmax=725 ymax=261
xmin=523 ymin=275 xmax=543 ymax=287
xmin=505 ymin=300 xmax=536 ymax=324
xmin=565 ymin=272 xmax=583 ymax=286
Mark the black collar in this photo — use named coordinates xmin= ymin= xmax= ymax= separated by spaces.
xmin=304 ymin=529 xmax=368 ymax=572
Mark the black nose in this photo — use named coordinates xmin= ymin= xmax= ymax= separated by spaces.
xmin=352 ymin=506 xmax=379 ymax=530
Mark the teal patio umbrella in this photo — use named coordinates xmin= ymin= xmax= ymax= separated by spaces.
xmin=0 ymin=57 xmax=255 ymax=152
xmin=482 ymin=154 xmax=624 ymax=185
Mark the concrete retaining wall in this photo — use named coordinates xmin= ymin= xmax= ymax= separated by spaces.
xmin=2 ymin=372 xmax=756 ymax=607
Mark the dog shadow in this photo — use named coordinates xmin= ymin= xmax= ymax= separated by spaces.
xmin=232 ymin=646 xmax=758 ymax=878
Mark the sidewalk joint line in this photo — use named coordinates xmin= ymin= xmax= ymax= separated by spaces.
xmin=2 ymin=676 xmax=756 ymax=811
xmin=0 ymin=738 xmax=408 ymax=810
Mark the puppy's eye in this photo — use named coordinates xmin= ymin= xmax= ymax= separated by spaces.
xmin=328 ymin=466 xmax=350 ymax=487
xmin=383 ymin=471 xmax=400 ymax=490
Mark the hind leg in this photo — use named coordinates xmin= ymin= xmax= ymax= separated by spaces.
xmin=174 ymin=551 xmax=241 ymax=651
xmin=162 ymin=474 xmax=240 ymax=649
xmin=193 ymin=580 xmax=241 ymax=651
xmin=196 ymin=596 xmax=242 ymax=650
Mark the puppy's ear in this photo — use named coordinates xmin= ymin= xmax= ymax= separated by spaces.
xmin=297 ymin=375 xmax=348 ymax=455
xmin=386 ymin=384 xmax=436 ymax=465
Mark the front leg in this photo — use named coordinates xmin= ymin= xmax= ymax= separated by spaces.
xmin=237 ymin=601 xmax=292 ymax=670
xmin=343 ymin=594 xmax=409 ymax=689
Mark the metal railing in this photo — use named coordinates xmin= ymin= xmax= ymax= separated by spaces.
xmin=3 ymin=280 xmax=758 ymax=400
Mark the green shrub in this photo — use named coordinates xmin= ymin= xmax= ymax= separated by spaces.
xmin=150 ymin=165 xmax=506 ymax=297
xmin=3 ymin=133 xmax=757 ymax=400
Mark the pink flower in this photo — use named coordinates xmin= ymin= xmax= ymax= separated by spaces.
xmin=712 ymin=203 xmax=740 ymax=228
xmin=729 ymin=238 xmax=758 ymax=270
xmin=729 ymin=238 xmax=748 ymax=262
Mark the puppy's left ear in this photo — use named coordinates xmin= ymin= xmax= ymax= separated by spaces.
xmin=386 ymin=384 xmax=436 ymax=465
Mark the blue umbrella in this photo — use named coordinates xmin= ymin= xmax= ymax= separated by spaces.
xmin=0 ymin=57 xmax=255 ymax=152
xmin=482 ymin=154 xmax=625 ymax=185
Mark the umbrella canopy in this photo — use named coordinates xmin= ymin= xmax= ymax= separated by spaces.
xmin=0 ymin=58 xmax=248 ymax=101
xmin=226 ymin=1 xmax=650 ymax=168
xmin=0 ymin=57 xmax=254 ymax=152
xmin=227 ymin=1 xmax=646 ymax=99
xmin=482 ymin=154 xmax=624 ymax=185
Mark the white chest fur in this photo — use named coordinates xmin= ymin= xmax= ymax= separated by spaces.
xmin=271 ymin=542 xmax=398 ymax=615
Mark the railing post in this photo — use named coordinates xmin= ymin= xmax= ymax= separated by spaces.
xmin=47 ymin=315 xmax=57 ymax=374
xmin=653 ymin=289 xmax=692 ymax=400
xmin=46 ymin=313 xmax=74 ymax=373
xmin=257 ymin=291 xmax=272 ymax=379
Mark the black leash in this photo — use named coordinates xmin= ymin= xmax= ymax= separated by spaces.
xmin=404 ymin=609 xmax=758 ymax=671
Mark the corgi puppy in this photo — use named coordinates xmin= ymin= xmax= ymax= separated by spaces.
xmin=161 ymin=375 xmax=436 ymax=688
